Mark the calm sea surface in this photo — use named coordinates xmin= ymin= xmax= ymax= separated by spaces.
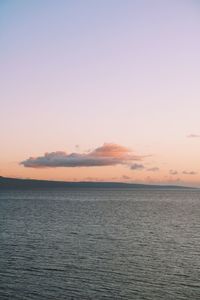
xmin=0 ymin=189 xmax=200 ymax=299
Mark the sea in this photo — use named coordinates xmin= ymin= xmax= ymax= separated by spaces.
xmin=0 ymin=188 xmax=199 ymax=300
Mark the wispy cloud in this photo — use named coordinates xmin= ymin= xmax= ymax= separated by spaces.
xmin=21 ymin=143 xmax=143 ymax=168
xmin=169 ymin=169 xmax=178 ymax=175
xmin=130 ymin=163 xmax=145 ymax=171
xmin=122 ymin=175 xmax=131 ymax=180
xmin=147 ymin=167 xmax=159 ymax=172
xmin=182 ymin=171 xmax=197 ymax=175
xmin=187 ymin=134 xmax=200 ymax=138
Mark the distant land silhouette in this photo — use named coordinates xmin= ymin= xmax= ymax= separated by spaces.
xmin=0 ymin=176 xmax=192 ymax=190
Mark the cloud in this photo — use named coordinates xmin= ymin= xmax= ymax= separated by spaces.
xmin=182 ymin=171 xmax=197 ymax=175
xmin=187 ymin=134 xmax=200 ymax=138
xmin=21 ymin=143 xmax=142 ymax=168
xmin=130 ymin=163 xmax=145 ymax=171
xmin=169 ymin=169 xmax=178 ymax=175
xmin=147 ymin=167 xmax=159 ymax=172
xmin=122 ymin=175 xmax=131 ymax=180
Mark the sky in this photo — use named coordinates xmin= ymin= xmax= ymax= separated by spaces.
xmin=1 ymin=0 xmax=200 ymax=186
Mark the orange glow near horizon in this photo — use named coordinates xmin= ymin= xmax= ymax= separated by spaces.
xmin=1 ymin=145 xmax=199 ymax=187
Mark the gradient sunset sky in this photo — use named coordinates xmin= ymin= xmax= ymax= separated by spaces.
xmin=1 ymin=0 xmax=200 ymax=186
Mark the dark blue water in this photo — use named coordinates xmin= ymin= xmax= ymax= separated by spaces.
xmin=0 ymin=189 xmax=200 ymax=299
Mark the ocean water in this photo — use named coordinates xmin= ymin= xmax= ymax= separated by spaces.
xmin=0 ymin=189 xmax=200 ymax=300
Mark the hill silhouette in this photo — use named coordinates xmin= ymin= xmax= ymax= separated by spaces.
xmin=0 ymin=176 xmax=191 ymax=190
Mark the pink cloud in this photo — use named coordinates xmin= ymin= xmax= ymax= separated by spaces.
xmin=147 ymin=167 xmax=159 ymax=172
xmin=130 ymin=163 xmax=145 ymax=171
xmin=169 ymin=169 xmax=178 ymax=175
xmin=187 ymin=134 xmax=200 ymax=138
xmin=21 ymin=143 xmax=143 ymax=168
xmin=182 ymin=171 xmax=197 ymax=175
